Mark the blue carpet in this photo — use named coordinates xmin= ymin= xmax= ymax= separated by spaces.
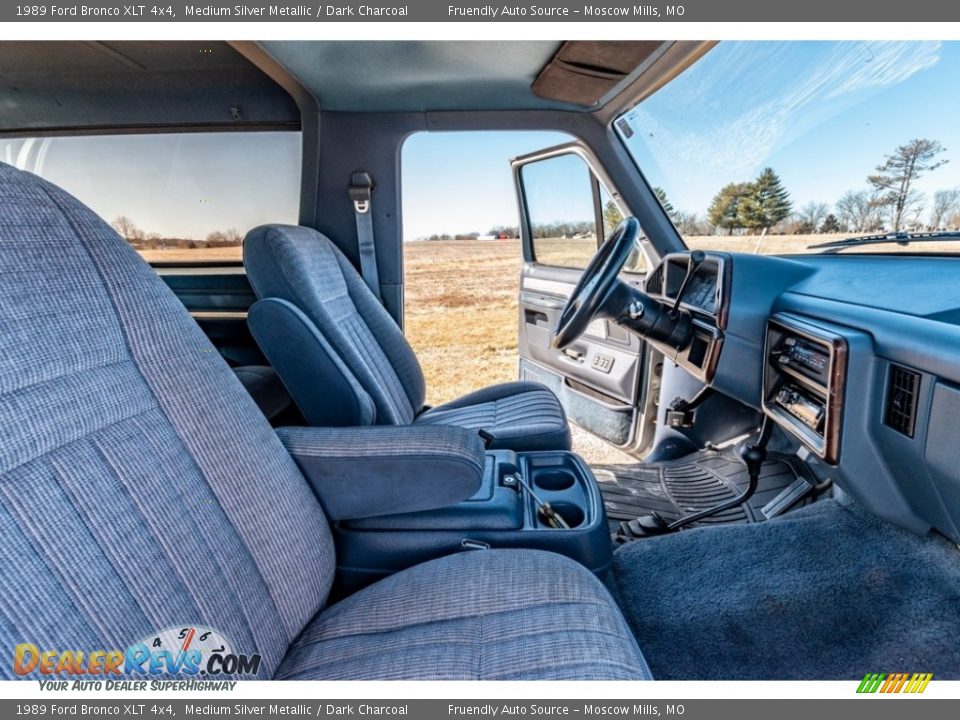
xmin=612 ymin=497 xmax=960 ymax=679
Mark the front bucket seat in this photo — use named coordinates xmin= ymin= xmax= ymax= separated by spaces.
xmin=243 ymin=224 xmax=571 ymax=452
xmin=0 ymin=163 xmax=648 ymax=680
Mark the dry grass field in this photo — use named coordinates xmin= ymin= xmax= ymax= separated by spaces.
xmin=404 ymin=239 xmax=525 ymax=404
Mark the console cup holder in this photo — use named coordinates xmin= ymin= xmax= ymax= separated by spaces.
xmin=538 ymin=501 xmax=586 ymax=529
xmin=533 ymin=470 xmax=577 ymax=492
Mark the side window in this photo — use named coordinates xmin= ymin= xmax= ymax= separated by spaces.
xmin=0 ymin=131 xmax=301 ymax=263
xmin=520 ymin=153 xmax=599 ymax=269
xmin=520 ymin=151 xmax=647 ymax=274
xmin=400 ymin=130 xmax=572 ymax=406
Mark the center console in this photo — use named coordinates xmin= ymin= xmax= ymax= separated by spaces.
xmin=332 ymin=450 xmax=611 ymax=594
xmin=763 ymin=313 xmax=848 ymax=464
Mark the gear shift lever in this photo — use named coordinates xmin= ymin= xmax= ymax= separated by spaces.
xmin=620 ymin=418 xmax=773 ymax=537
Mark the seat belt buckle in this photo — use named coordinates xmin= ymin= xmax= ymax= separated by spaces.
xmin=349 ymin=172 xmax=374 ymax=214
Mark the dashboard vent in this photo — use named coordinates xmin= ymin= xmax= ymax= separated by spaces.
xmin=646 ymin=266 xmax=663 ymax=294
xmin=884 ymin=364 xmax=920 ymax=438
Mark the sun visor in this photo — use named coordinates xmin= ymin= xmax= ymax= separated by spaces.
xmin=532 ymin=41 xmax=665 ymax=107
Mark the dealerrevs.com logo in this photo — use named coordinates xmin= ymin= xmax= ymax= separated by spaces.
xmin=14 ymin=625 xmax=261 ymax=679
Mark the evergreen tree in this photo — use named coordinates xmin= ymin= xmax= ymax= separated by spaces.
xmin=820 ymin=214 xmax=843 ymax=233
xmin=740 ymin=168 xmax=792 ymax=232
xmin=653 ymin=187 xmax=676 ymax=219
xmin=602 ymin=199 xmax=624 ymax=235
xmin=708 ymin=183 xmax=750 ymax=235
xmin=735 ymin=194 xmax=764 ymax=234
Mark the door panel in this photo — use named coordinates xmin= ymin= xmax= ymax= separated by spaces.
xmin=519 ymin=264 xmax=645 ymax=447
xmin=512 ymin=143 xmax=655 ymax=450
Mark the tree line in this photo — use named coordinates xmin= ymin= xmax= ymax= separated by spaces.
xmin=669 ymin=138 xmax=957 ymax=236
xmin=111 ymin=216 xmax=244 ymax=249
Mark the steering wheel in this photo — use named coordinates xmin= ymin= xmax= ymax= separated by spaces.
xmin=552 ymin=217 xmax=641 ymax=350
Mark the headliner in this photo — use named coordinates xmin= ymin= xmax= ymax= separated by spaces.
xmin=259 ymin=41 xmax=578 ymax=113
xmin=0 ymin=41 xmax=299 ymax=133
xmin=0 ymin=40 xmax=693 ymax=133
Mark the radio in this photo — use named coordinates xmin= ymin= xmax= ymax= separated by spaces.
xmin=774 ymin=336 xmax=830 ymax=383
xmin=774 ymin=384 xmax=825 ymax=432
xmin=763 ymin=314 xmax=847 ymax=465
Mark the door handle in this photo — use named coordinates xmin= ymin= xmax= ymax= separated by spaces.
xmin=562 ymin=348 xmax=584 ymax=363
xmin=524 ymin=309 xmax=549 ymax=326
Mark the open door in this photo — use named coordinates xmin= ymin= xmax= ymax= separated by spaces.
xmin=513 ymin=143 xmax=658 ymax=455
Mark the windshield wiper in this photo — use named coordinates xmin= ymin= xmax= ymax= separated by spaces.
xmin=808 ymin=230 xmax=960 ymax=253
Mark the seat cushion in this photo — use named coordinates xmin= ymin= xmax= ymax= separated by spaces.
xmin=274 ymin=549 xmax=650 ymax=680
xmin=416 ymin=381 xmax=572 ymax=452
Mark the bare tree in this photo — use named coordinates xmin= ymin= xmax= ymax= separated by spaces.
xmin=796 ymin=202 xmax=829 ymax=234
xmin=835 ymin=190 xmax=886 ymax=232
xmin=673 ymin=210 xmax=710 ymax=236
xmin=111 ymin=215 xmax=144 ymax=242
xmin=930 ymin=189 xmax=960 ymax=230
xmin=868 ymin=138 xmax=948 ymax=231
xmin=205 ymin=228 xmax=244 ymax=247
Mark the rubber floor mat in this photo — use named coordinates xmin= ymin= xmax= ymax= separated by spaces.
xmin=594 ymin=449 xmax=815 ymax=530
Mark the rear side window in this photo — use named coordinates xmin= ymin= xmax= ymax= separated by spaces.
xmin=0 ymin=131 xmax=301 ymax=262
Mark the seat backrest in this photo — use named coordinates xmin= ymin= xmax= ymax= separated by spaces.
xmin=243 ymin=225 xmax=426 ymax=425
xmin=0 ymin=164 xmax=334 ymax=679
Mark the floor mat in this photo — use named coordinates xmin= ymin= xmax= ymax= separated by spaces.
xmin=611 ymin=497 xmax=960 ymax=679
xmin=595 ymin=449 xmax=815 ymax=530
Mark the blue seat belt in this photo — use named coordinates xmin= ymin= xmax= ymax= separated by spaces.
xmin=349 ymin=172 xmax=382 ymax=302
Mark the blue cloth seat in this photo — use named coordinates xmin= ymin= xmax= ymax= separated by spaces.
xmin=243 ymin=225 xmax=571 ymax=452
xmin=277 ymin=549 xmax=647 ymax=680
xmin=0 ymin=162 xmax=648 ymax=681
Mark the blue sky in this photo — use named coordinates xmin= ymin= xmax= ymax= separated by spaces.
xmin=5 ymin=41 xmax=959 ymax=239
xmin=401 ymin=130 xmax=570 ymax=239
xmin=620 ymin=41 xmax=960 ymax=219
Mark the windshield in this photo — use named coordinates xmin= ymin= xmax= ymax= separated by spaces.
xmin=616 ymin=41 xmax=960 ymax=255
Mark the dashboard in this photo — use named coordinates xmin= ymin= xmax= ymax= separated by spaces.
xmin=643 ymin=253 xmax=728 ymax=382
xmin=646 ymin=253 xmax=725 ymax=317
xmin=683 ymin=270 xmax=719 ymax=315
xmin=640 ymin=249 xmax=960 ymax=545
